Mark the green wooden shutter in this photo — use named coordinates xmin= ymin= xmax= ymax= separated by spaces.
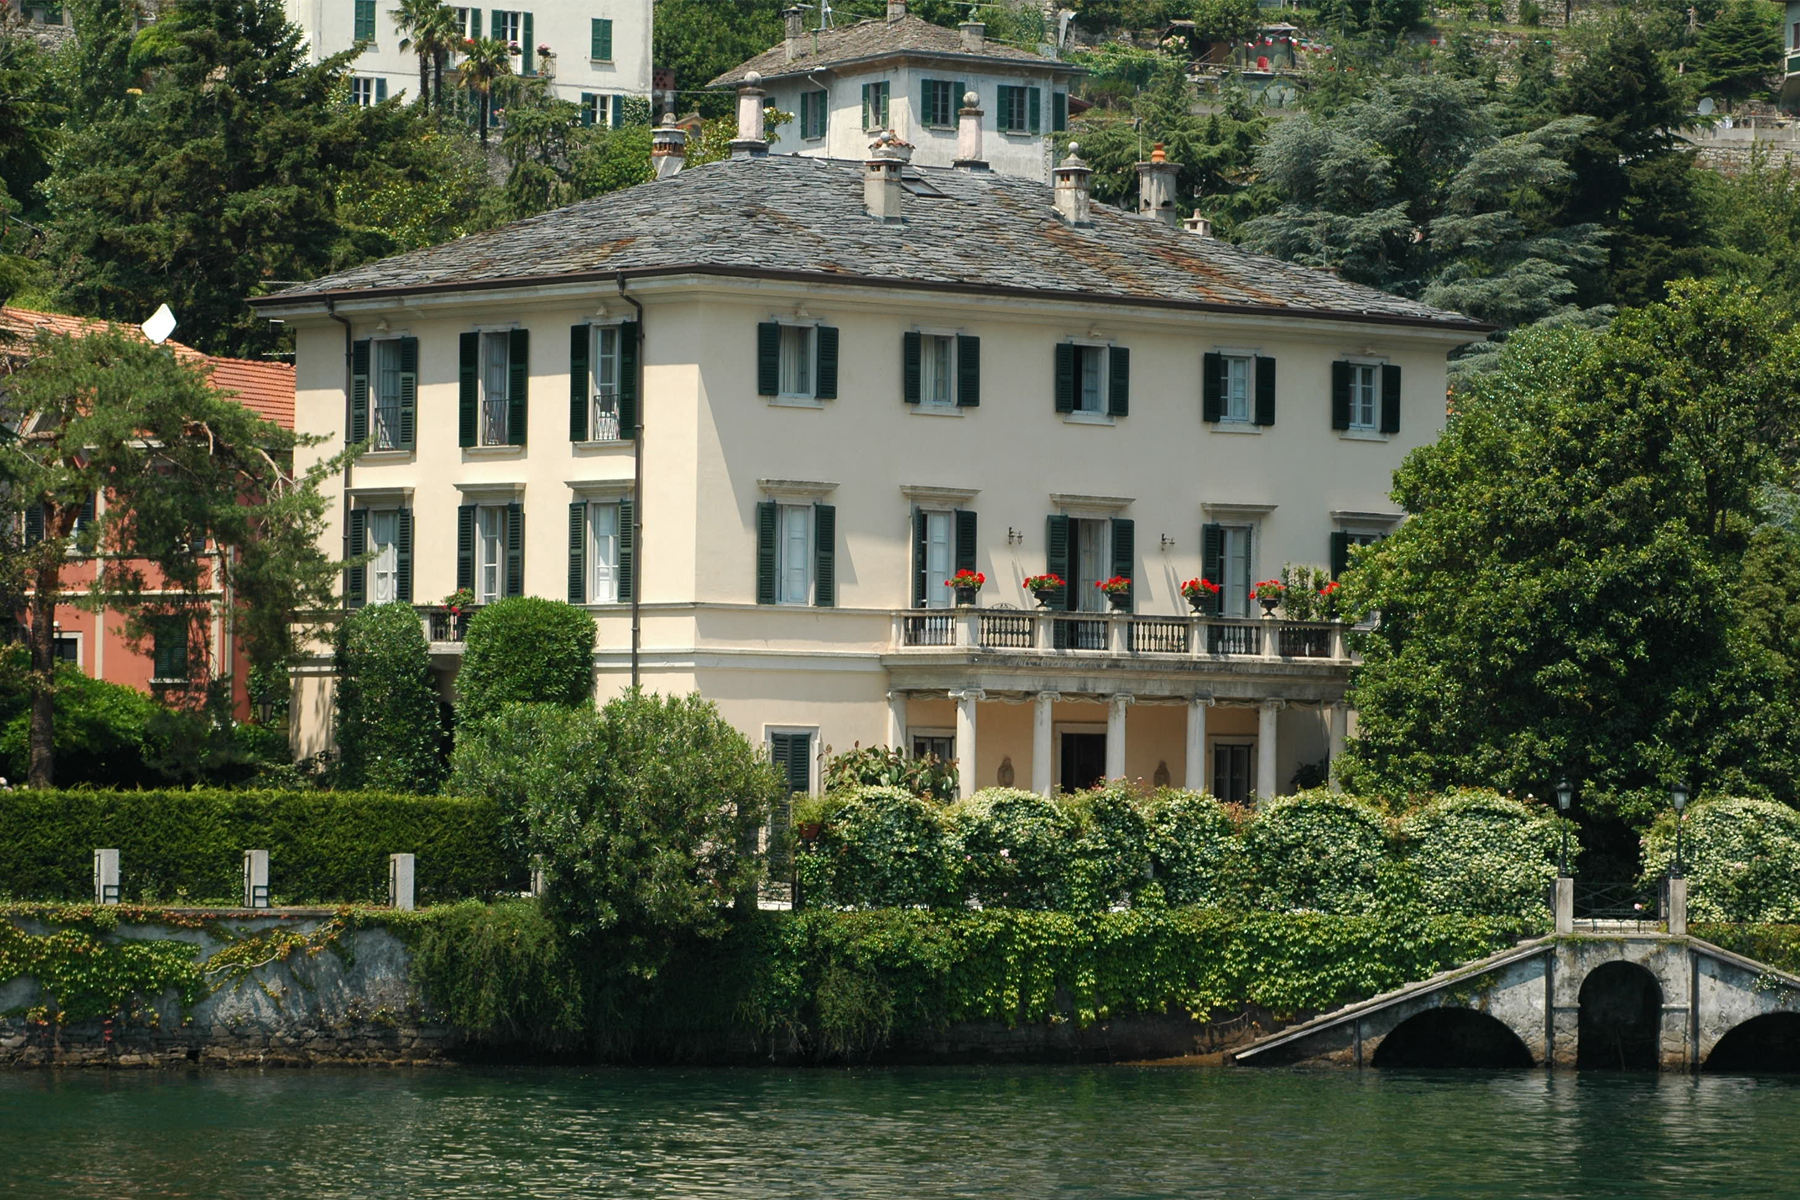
xmin=1111 ymin=517 xmax=1134 ymax=611
xmin=1108 ymin=346 xmax=1130 ymax=417
xmin=23 ymin=504 xmax=43 ymax=545
xmin=346 ymin=508 xmax=368 ymax=608
xmin=520 ymin=12 xmax=532 ymax=73
xmin=469 ymin=8 xmax=479 ymax=38
xmin=862 ymin=83 xmax=871 ymax=130
xmin=757 ymin=322 xmax=780 ymax=396
xmin=755 ymin=501 xmax=778 ymax=605
xmin=507 ymin=328 xmax=529 ymax=445
xmin=350 ymin=339 xmax=371 ymax=445
xmin=618 ymin=319 xmax=639 ymax=438
xmin=1052 ymin=91 xmax=1067 ymax=132
xmin=1331 ymin=361 xmax=1352 ymax=431
xmin=456 ymin=505 xmax=477 ymax=591
xmin=955 ymin=81 xmax=964 ymax=122
xmin=771 ymin=732 xmax=810 ymax=794
xmin=376 ymin=77 xmax=388 ymax=102
xmin=902 ymin=331 xmax=921 ymax=404
xmin=954 ymin=509 xmax=977 ymax=576
xmin=591 ymin=17 xmax=611 ymax=58
xmin=1202 ymin=351 xmax=1222 ymax=423
xmin=1330 ymin=530 xmax=1350 ymax=580
xmin=956 ymin=334 xmax=980 ymax=407
xmin=395 ymin=507 xmax=413 ymax=603
xmin=354 ymin=0 xmax=374 ymax=40
xmin=396 ymin=337 xmax=418 ymax=447
xmin=504 ymin=502 xmax=524 ymax=596
xmin=815 ymin=325 xmax=839 ymax=399
xmin=995 ymin=85 xmax=1011 ymax=130
xmin=459 ymin=332 xmax=479 ymax=447
xmin=912 ymin=508 xmax=928 ymax=607
xmin=610 ymin=94 xmax=623 ymax=128
xmin=567 ymin=501 xmax=586 ymax=603
xmin=489 ymin=8 xmax=501 ymax=37
xmin=580 ymin=92 xmax=596 ymax=125
xmin=617 ymin=497 xmax=635 ymax=602
xmin=1045 ymin=514 xmax=1070 ymax=610
xmin=1381 ymin=364 xmax=1402 ymax=433
xmin=1254 ymin=355 xmax=1276 ymax=427
xmin=921 ymin=78 xmax=934 ymax=126
xmin=1054 ymin=343 xmax=1075 ymax=413
xmin=1028 ymin=87 xmax=1041 ymax=134
xmin=1202 ymin=524 xmax=1224 ymax=616
xmin=569 ymin=324 xmax=589 ymax=441
xmin=813 ymin=503 xmax=836 ymax=607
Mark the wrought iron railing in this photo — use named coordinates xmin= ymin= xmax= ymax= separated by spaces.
xmin=418 ymin=605 xmax=478 ymax=643
xmin=1047 ymin=614 xmax=1108 ymax=650
xmin=1573 ymin=880 xmax=1664 ymax=927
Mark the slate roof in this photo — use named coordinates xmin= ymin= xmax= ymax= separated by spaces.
xmin=708 ymin=14 xmax=1072 ymax=87
xmin=256 ymin=155 xmax=1484 ymax=332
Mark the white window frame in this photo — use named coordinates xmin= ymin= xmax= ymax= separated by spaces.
xmin=367 ymin=509 xmax=402 ymax=605
xmin=921 ymin=508 xmax=956 ymax=608
xmin=998 ymin=85 xmax=1029 ymax=133
xmin=493 ymin=9 xmax=521 ymax=47
xmin=453 ymin=6 xmax=475 ymax=39
xmin=350 ymin=77 xmax=376 ymax=107
xmin=778 ymin=325 xmax=816 ymax=400
xmin=371 ymin=338 xmax=404 ymax=450
xmin=476 ymin=504 xmax=507 ymax=605
xmin=774 ymin=502 xmax=813 ymax=606
xmin=587 ymin=499 xmax=622 ymax=604
xmin=800 ymin=89 xmax=828 ymax=140
xmin=1348 ymin=360 xmax=1380 ymax=432
xmin=51 ymin=632 xmax=82 ymax=670
xmin=1223 ymin=353 xmax=1253 ymax=423
xmin=864 ymin=80 xmax=891 ymax=131
xmin=1071 ymin=516 xmax=1112 ymax=613
xmin=590 ymin=324 xmax=623 ymax=442
xmin=582 ymin=93 xmax=607 ymax=127
xmin=909 ymin=728 xmax=955 ymax=763
xmin=919 ymin=333 xmax=956 ymax=408
xmin=1220 ymin=523 xmax=1254 ymax=619
xmin=479 ymin=330 xmax=511 ymax=447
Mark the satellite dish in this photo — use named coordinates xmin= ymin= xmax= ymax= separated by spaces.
xmin=1697 ymin=97 xmax=1715 ymax=116
xmin=141 ymin=303 xmax=177 ymax=345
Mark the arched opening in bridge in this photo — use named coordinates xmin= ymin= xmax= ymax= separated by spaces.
xmin=1704 ymin=1013 xmax=1800 ymax=1074
xmin=1369 ymin=1007 xmax=1534 ymax=1069
xmin=1577 ymin=962 xmax=1662 ymax=1070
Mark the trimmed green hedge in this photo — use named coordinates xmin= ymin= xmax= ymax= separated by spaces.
xmin=0 ymin=789 xmax=522 ymax=904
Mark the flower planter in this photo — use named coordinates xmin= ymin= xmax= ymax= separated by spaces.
xmin=1187 ymin=595 xmax=1210 ymax=615
xmin=1032 ymin=587 xmax=1059 ymax=608
xmin=1107 ymin=592 xmax=1131 ymax=611
xmin=955 ymin=586 xmax=979 ymax=607
xmin=1258 ymin=597 xmax=1281 ymax=616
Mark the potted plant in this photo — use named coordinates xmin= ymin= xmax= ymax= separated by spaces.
xmin=1096 ymin=575 xmax=1132 ymax=610
xmin=1179 ymin=577 xmax=1221 ymax=614
xmin=1023 ymin=573 xmax=1064 ymax=607
xmin=441 ymin=587 xmax=477 ymax=638
xmin=1251 ymin=578 xmax=1285 ymax=616
xmin=1319 ymin=579 xmax=1343 ymax=620
xmin=946 ymin=569 xmax=986 ymax=606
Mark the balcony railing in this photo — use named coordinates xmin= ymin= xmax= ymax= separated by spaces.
xmin=416 ymin=604 xmax=480 ymax=643
xmin=893 ymin=607 xmax=1350 ymax=663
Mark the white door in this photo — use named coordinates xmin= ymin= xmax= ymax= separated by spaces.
xmin=925 ymin=511 xmax=953 ymax=607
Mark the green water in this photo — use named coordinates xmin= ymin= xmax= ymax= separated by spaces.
xmin=4 ymin=1066 xmax=1798 ymax=1198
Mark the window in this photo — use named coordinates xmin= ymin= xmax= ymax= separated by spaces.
xmin=591 ymin=325 xmax=621 ymax=440
xmin=1220 ymin=526 xmax=1252 ymax=618
xmin=1074 ymin=517 xmax=1110 ymax=613
xmin=921 ymin=78 xmax=958 ymax=128
xmin=590 ymin=16 xmax=613 ymax=60
xmin=1213 ymin=743 xmax=1254 ymax=804
xmin=777 ymin=504 xmax=812 ymax=604
xmin=369 ymin=340 xmax=401 ymax=448
xmin=1348 ymin=363 xmax=1378 ymax=431
xmin=581 ymin=93 xmax=604 ymax=127
xmin=347 ymin=507 xmax=411 ymax=606
xmin=1076 ymin=344 xmax=1104 ymax=412
xmin=767 ymin=730 xmax=814 ymax=864
xmin=359 ymin=510 xmax=398 ymax=604
xmin=1222 ymin=355 xmax=1251 ymax=422
xmin=492 ymin=8 xmax=521 ymax=45
xmin=996 ymin=85 xmax=1041 ymax=134
xmin=922 ymin=510 xmax=954 ymax=607
xmin=477 ymin=505 xmax=507 ymax=604
xmin=481 ymin=331 xmax=511 ymax=445
xmin=1054 ymin=342 xmax=1127 ymax=418
xmin=861 ymin=81 xmax=890 ymax=131
xmin=453 ymin=6 xmax=475 ymax=39
xmin=588 ymin=501 xmax=621 ymax=603
xmin=1052 ymin=91 xmax=1068 ymax=132
xmin=1330 ymin=529 xmax=1386 ymax=579
xmin=1333 ymin=360 xmax=1399 ymax=434
xmin=152 ymin=616 xmax=189 ymax=682
xmin=353 ymin=0 xmax=375 ymax=41
xmin=52 ymin=635 xmax=79 ymax=667
xmin=912 ymin=733 xmax=953 ymax=763
xmin=350 ymin=77 xmax=385 ymax=106
xmin=800 ymin=90 xmax=828 ymax=140
xmin=779 ymin=326 xmax=814 ymax=397
xmin=919 ymin=335 xmax=953 ymax=407
xmin=757 ymin=500 xmax=834 ymax=606
xmin=1204 ymin=351 xmax=1273 ymax=426
xmin=28 ymin=3 xmax=65 ymax=25
xmin=904 ymin=332 xmax=978 ymax=408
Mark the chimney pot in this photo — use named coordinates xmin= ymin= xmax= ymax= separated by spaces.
xmin=887 ymin=0 xmax=906 ymax=22
xmin=731 ymin=72 xmax=768 ymax=158
xmin=959 ymin=20 xmax=985 ymax=51
xmin=953 ymin=91 xmax=986 ymax=170
xmin=1135 ymin=142 xmax=1181 ymax=227
xmin=1183 ymin=213 xmax=1214 ymax=238
xmin=1053 ymin=144 xmax=1093 ymax=227
xmin=784 ymin=5 xmax=804 ymax=60
xmin=865 ymin=135 xmax=909 ymax=223
xmin=652 ymin=113 xmax=688 ymax=179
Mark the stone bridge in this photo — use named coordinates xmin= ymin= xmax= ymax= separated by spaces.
xmin=1233 ymin=931 xmax=1800 ymax=1071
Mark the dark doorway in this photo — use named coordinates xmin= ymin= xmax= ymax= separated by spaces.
xmin=1370 ymin=1007 xmax=1534 ymax=1069
xmin=1577 ymin=962 xmax=1663 ymax=1070
xmin=1705 ymin=1013 xmax=1800 ymax=1073
xmin=1061 ymin=733 xmax=1106 ymax=792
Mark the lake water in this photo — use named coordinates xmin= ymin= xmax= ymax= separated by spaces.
xmin=4 ymin=1065 xmax=1798 ymax=1198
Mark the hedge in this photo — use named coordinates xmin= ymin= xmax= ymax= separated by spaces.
xmin=1641 ymin=796 xmax=1800 ymax=921
xmin=0 ymin=789 xmax=522 ymax=904
xmin=334 ymin=602 xmax=445 ymax=793
xmin=457 ymin=597 xmax=597 ymax=723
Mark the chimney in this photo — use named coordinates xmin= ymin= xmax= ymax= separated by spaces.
xmin=959 ymin=20 xmax=985 ymax=51
xmin=652 ymin=113 xmax=687 ymax=179
xmin=784 ymin=6 xmax=804 ymax=62
xmin=1053 ymin=144 xmax=1092 ymax=227
xmin=865 ymin=132 xmax=910 ymax=223
xmin=953 ymin=91 xmax=986 ymax=170
xmin=1183 ymin=213 xmax=1213 ymax=238
xmin=1136 ymin=143 xmax=1180 ymax=227
xmin=887 ymin=0 xmax=906 ymax=21
xmin=730 ymin=72 xmax=768 ymax=157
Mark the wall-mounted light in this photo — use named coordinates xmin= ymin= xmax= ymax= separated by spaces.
xmin=1007 ymin=527 xmax=1024 ymax=545
xmin=1160 ymin=534 xmax=1175 ymax=549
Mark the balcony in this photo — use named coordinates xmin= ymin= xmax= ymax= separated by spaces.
xmin=416 ymin=604 xmax=479 ymax=643
xmin=892 ymin=607 xmax=1349 ymax=664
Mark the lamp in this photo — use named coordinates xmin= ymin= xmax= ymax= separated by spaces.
xmin=1671 ymin=783 xmax=1689 ymax=879
xmin=1555 ymin=777 xmax=1573 ymax=878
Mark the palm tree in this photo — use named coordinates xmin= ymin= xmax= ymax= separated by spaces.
xmin=458 ymin=36 xmax=514 ymax=145
xmin=423 ymin=4 xmax=461 ymax=112
xmin=390 ymin=0 xmax=444 ymax=108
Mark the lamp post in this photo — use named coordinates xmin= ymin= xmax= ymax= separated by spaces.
xmin=1556 ymin=777 xmax=1573 ymax=877
xmin=1671 ymin=783 xmax=1689 ymax=879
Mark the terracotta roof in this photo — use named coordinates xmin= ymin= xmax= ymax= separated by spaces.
xmin=708 ymin=14 xmax=1076 ymax=87
xmin=0 ymin=305 xmax=295 ymax=429
xmin=257 ymin=155 xmax=1486 ymax=332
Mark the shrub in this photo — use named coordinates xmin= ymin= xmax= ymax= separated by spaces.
xmin=449 ymin=691 xmax=780 ymax=973
xmin=1146 ymin=789 xmax=1249 ymax=907
xmin=0 ymin=647 xmax=162 ymax=787
xmin=456 ymin=597 xmax=596 ymax=724
xmin=1244 ymin=790 xmax=1390 ymax=913
xmin=0 ymin=789 xmax=518 ymax=903
xmin=1640 ymin=796 xmax=1800 ymax=921
xmin=807 ymin=785 xmax=959 ymax=909
xmin=334 ymin=602 xmax=445 ymax=792
xmin=1065 ymin=781 xmax=1151 ymax=910
xmin=1397 ymin=789 xmax=1562 ymax=919
xmin=950 ymin=788 xmax=1078 ymax=909
xmin=823 ymin=743 xmax=957 ymax=802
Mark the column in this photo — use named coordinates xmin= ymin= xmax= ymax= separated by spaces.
xmin=887 ymin=689 xmax=909 ymax=749
xmin=1033 ymin=691 xmax=1058 ymax=797
xmin=1257 ymin=700 xmax=1282 ymax=801
xmin=388 ymin=852 xmax=416 ymax=911
xmin=1184 ymin=697 xmax=1209 ymax=792
xmin=952 ymin=689 xmax=982 ymax=800
xmin=1327 ymin=702 xmax=1349 ymax=794
xmin=1106 ymin=694 xmax=1131 ymax=780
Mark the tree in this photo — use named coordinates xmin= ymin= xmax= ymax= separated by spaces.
xmin=651 ymin=0 xmax=785 ymax=119
xmin=456 ymin=597 xmax=597 ymax=725
xmin=43 ymin=0 xmax=406 ymax=357
xmin=1340 ymin=282 xmax=1800 ymax=863
xmin=1694 ymin=0 xmax=1782 ymax=108
xmin=448 ymin=692 xmax=780 ymax=977
xmin=457 ymin=35 xmax=514 ymax=146
xmin=1190 ymin=0 xmax=1260 ymax=41
xmin=391 ymin=0 xmax=459 ymax=110
xmin=335 ymin=601 xmax=445 ymax=792
xmin=0 ymin=328 xmax=347 ymax=786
